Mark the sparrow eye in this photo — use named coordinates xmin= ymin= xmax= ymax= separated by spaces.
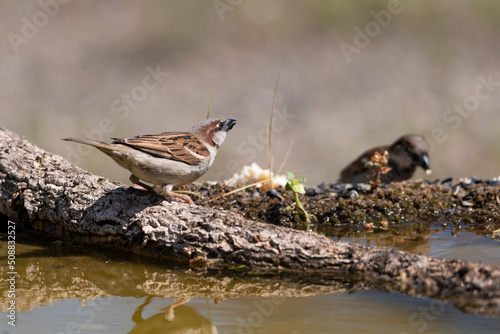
xmin=218 ymin=121 xmax=224 ymax=128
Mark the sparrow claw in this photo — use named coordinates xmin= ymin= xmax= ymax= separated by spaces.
xmin=167 ymin=192 xmax=195 ymax=205
xmin=161 ymin=184 xmax=194 ymax=205
xmin=129 ymin=175 xmax=195 ymax=204
xmin=129 ymin=175 xmax=164 ymax=199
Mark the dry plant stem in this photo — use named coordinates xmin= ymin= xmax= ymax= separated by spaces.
xmin=266 ymin=70 xmax=280 ymax=190
xmin=217 ymin=180 xmax=269 ymax=200
xmin=276 ymin=141 xmax=294 ymax=175
xmin=1 ymin=127 xmax=500 ymax=316
xmin=206 ymin=87 xmax=213 ymax=119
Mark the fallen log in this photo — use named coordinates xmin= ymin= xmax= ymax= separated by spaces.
xmin=1 ymin=127 xmax=499 ymax=316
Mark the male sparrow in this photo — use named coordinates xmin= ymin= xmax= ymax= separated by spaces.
xmin=339 ymin=134 xmax=431 ymax=184
xmin=63 ymin=118 xmax=236 ymax=204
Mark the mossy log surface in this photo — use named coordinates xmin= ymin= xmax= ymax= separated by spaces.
xmin=1 ymin=127 xmax=499 ymax=316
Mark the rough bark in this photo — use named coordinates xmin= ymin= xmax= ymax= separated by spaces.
xmin=1 ymin=127 xmax=499 ymax=316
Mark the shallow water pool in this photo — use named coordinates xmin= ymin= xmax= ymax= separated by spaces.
xmin=1 ymin=229 xmax=499 ymax=333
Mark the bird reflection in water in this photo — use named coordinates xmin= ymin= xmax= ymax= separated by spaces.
xmin=129 ymin=296 xmax=218 ymax=334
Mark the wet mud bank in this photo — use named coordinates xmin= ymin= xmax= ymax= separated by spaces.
xmin=192 ymin=177 xmax=500 ymax=238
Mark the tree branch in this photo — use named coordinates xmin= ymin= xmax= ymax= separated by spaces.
xmin=1 ymin=127 xmax=499 ymax=315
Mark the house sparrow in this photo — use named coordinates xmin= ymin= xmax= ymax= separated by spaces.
xmin=339 ymin=134 xmax=431 ymax=184
xmin=63 ymin=118 xmax=236 ymax=204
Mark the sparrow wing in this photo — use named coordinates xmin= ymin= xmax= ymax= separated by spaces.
xmin=113 ymin=132 xmax=210 ymax=166
xmin=339 ymin=146 xmax=387 ymax=183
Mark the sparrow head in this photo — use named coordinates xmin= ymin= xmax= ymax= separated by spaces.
xmin=390 ymin=134 xmax=431 ymax=175
xmin=191 ymin=118 xmax=237 ymax=148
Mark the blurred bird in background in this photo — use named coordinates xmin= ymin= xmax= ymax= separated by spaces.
xmin=339 ymin=134 xmax=431 ymax=184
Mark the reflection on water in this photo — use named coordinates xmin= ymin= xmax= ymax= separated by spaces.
xmin=427 ymin=230 xmax=500 ymax=266
xmin=343 ymin=225 xmax=500 ymax=266
xmin=332 ymin=220 xmax=436 ymax=255
xmin=0 ymin=229 xmax=499 ymax=333
xmin=129 ymin=296 xmax=217 ymax=334
xmin=4 ymin=293 xmax=500 ymax=333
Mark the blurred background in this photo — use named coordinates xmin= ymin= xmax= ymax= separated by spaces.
xmin=1 ymin=0 xmax=499 ymax=186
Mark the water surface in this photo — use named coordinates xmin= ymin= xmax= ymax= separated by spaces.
xmin=1 ymin=229 xmax=499 ymax=333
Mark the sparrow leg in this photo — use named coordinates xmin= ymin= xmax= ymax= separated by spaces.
xmin=129 ymin=175 xmax=164 ymax=199
xmin=164 ymin=297 xmax=190 ymax=322
xmin=162 ymin=184 xmax=195 ymax=205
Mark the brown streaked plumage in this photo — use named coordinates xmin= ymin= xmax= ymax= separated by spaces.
xmin=63 ymin=118 xmax=236 ymax=204
xmin=113 ymin=132 xmax=210 ymax=165
xmin=339 ymin=134 xmax=431 ymax=184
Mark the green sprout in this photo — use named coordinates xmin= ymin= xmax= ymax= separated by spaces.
xmin=286 ymin=171 xmax=312 ymax=225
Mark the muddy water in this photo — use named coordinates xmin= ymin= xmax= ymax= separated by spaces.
xmin=1 ymin=229 xmax=499 ymax=334
xmin=345 ymin=226 xmax=500 ymax=266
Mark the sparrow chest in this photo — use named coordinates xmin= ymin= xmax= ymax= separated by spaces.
xmin=136 ymin=157 xmax=208 ymax=184
xmin=388 ymin=156 xmax=416 ymax=179
xmin=119 ymin=148 xmax=209 ymax=186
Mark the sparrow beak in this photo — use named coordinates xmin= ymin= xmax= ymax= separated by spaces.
xmin=420 ymin=154 xmax=432 ymax=174
xmin=225 ymin=119 xmax=237 ymax=131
